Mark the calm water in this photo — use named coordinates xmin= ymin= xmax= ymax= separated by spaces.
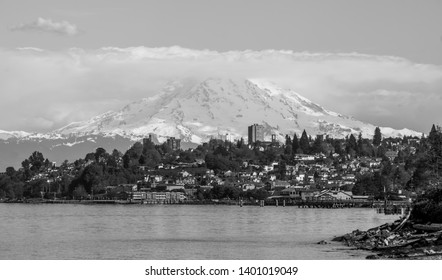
xmin=0 ymin=204 xmax=398 ymax=260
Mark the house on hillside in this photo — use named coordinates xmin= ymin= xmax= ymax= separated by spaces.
xmin=240 ymin=184 xmax=256 ymax=191
xmin=272 ymin=180 xmax=291 ymax=190
xmin=385 ymin=150 xmax=398 ymax=161
xmin=294 ymin=154 xmax=315 ymax=161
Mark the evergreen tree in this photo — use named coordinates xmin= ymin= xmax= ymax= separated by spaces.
xmin=142 ymin=147 xmax=162 ymax=168
xmin=428 ymin=124 xmax=442 ymax=176
xmin=332 ymin=139 xmax=344 ymax=155
xmin=292 ymin=133 xmax=299 ymax=154
xmin=346 ymin=134 xmax=358 ymax=156
xmin=357 ymin=133 xmax=363 ymax=155
xmin=236 ymin=138 xmax=244 ymax=149
xmin=138 ymin=154 xmax=147 ymax=165
xmin=377 ymin=145 xmax=387 ymax=158
xmin=373 ymin=127 xmax=382 ymax=146
xmin=284 ymin=135 xmax=292 ymax=155
xmin=299 ymin=130 xmax=310 ymax=154
xmin=312 ymin=135 xmax=323 ymax=154
xmin=278 ymin=160 xmax=287 ymax=179
xmin=285 ymin=135 xmax=292 ymax=146
xmin=428 ymin=124 xmax=439 ymax=147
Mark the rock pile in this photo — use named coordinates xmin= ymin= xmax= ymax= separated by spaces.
xmin=333 ymin=219 xmax=442 ymax=259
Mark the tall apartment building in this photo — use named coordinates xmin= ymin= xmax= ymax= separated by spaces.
xmin=167 ymin=137 xmax=181 ymax=150
xmin=248 ymin=124 xmax=265 ymax=144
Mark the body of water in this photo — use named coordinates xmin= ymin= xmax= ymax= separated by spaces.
xmin=0 ymin=204 xmax=399 ymax=259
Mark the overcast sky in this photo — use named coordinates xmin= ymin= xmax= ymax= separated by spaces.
xmin=1 ymin=0 xmax=442 ymax=134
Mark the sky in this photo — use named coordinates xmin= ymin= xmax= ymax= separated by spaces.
xmin=0 ymin=0 xmax=442 ymax=134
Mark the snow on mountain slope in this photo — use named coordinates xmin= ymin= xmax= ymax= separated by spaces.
xmin=0 ymin=130 xmax=31 ymax=140
xmin=53 ymin=78 xmax=422 ymax=143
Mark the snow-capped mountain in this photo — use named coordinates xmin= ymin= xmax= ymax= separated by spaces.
xmin=0 ymin=130 xmax=31 ymax=140
xmin=54 ymin=78 xmax=421 ymax=143
xmin=0 ymin=78 xmax=422 ymax=170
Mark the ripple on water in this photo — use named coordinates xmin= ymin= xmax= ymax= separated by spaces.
xmin=0 ymin=204 xmax=399 ymax=259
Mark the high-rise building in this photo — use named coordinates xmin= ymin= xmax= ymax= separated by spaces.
xmin=167 ymin=137 xmax=181 ymax=150
xmin=248 ymin=124 xmax=265 ymax=144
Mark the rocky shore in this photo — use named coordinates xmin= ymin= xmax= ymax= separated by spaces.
xmin=332 ymin=213 xmax=442 ymax=259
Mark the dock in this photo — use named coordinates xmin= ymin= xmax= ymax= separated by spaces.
xmin=267 ymin=197 xmax=411 ymax=210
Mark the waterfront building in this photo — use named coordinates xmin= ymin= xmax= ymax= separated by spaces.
xmin=131 ymin=191 xmax=185 ymax=203
xmin=315 ymin=189 xmax=353 ymax=200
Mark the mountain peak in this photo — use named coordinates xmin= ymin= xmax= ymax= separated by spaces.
xmin=51 ymin=78 xmax=421 ymax=143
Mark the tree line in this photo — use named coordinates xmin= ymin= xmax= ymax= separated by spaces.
xmin=0 ymin=126 xmax=439 ymax=207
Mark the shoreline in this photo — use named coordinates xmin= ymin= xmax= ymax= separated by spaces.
xmin=1 ymin=197 xmax=409 ymax=207
xmin=0 ymin=198 xmax=390 ymax=208
xmin=332 ymin=216 xmax=442 ymax=259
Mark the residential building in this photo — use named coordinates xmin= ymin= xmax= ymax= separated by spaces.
xmin=167 ymin=137 xmax=181 ymax=150
xmin=248 ymin=124 xmax=265 ymax=144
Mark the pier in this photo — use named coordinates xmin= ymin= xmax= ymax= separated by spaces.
xmin=25 ymin=197 xmax=413 ymax=213
xmin=266 ymin=197 xmax=412 ymax=210
xmin=299 ymin=200 xmax=410 ymax=209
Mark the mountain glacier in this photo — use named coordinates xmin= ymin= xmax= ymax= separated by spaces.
xmin=53 ymin=78 xmax=421 ymax=143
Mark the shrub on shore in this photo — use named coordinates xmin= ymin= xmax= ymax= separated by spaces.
xmin=411 ymin=187 xmax=442 ymax=223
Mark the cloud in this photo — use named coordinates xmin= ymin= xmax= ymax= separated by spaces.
xmin=11 ymin=17 xmax=79 ymax=36
xmin=0 ymin=46 xmax=441 ymax=133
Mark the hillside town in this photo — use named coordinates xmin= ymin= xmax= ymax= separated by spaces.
xmin=2 ymin=123 xmax=435 ymax=208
